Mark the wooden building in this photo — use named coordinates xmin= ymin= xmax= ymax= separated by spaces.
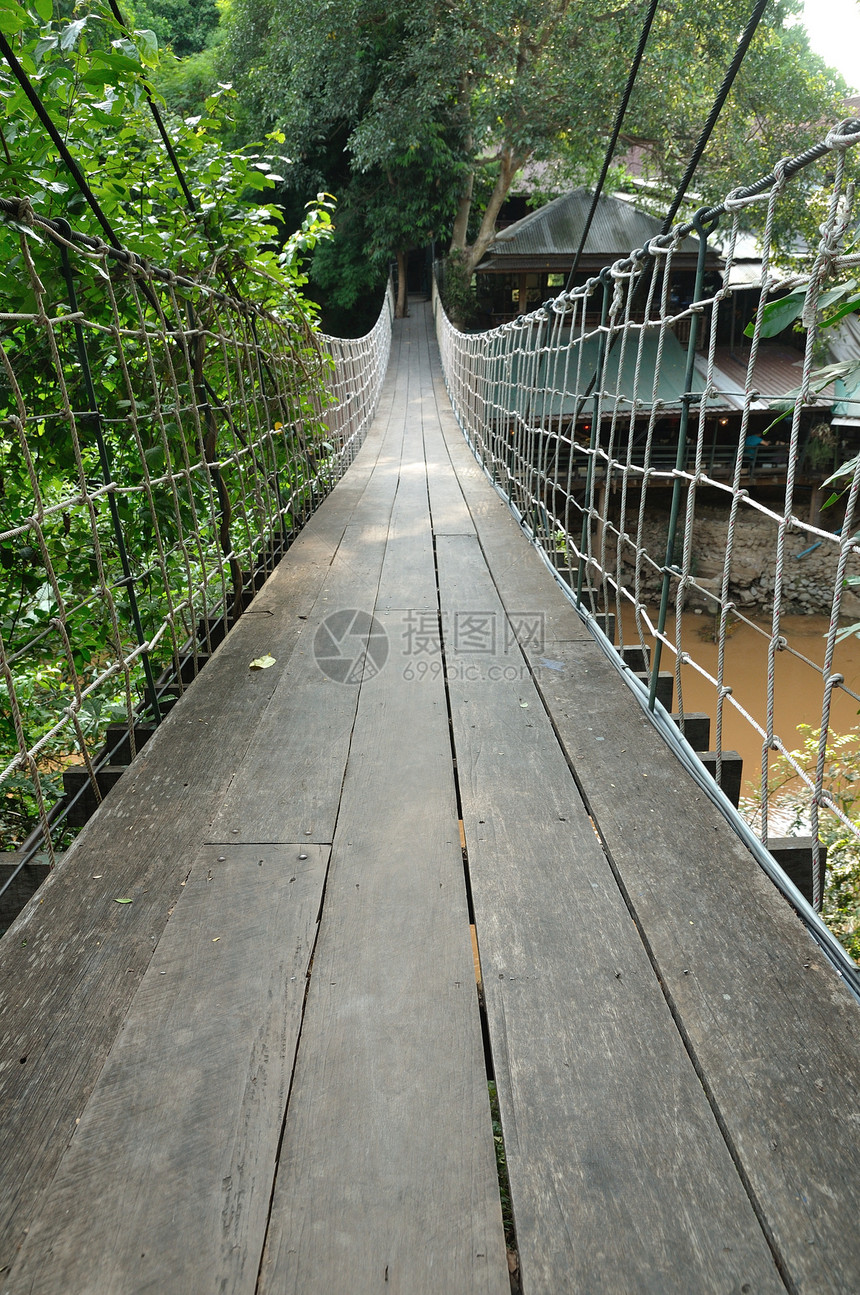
xmin=474 ymin=187 xmax=716 ymax=326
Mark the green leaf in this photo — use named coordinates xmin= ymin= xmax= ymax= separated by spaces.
xmin=249 ymin=654 xmax=276 ymax=670
xmin=817 ymin=280 xmax=857 ymax=312
xmin=59 ymin=18 xmax=88 ymax=50
xmin=33 ymin=0 xmax=51 ymax=20
xmin=820 ymin=292 xmax=860 ymax=328
xmin=0 ymin=0 xmax=30 ymax=34
xmin=744 ymin=291 xmax=805 ymax=339
xmin=80 ymin=69 xmax=116 ymax=87
xmin=88 ymin=106 xmax=122 ymax=127
xmin=115 ymin=897 xmax=133 ymax=904
xmin=822 ymin=454 xmax=860 ymax=488
xmin=92 ymin=50 xmax=143 ymax=74
xmin=134 ymin=28 xmax=158 ymax=68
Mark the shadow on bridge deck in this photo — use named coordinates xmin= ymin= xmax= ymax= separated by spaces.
xmin=1 ymin=302 xmax=859 ymax=1294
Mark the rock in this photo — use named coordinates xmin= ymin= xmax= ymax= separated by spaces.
xmin=728 ymin=560 xmax=760 ymax=587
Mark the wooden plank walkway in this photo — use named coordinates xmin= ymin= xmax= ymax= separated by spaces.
xmin=1 ymin=301 xmax=859 ymax=1293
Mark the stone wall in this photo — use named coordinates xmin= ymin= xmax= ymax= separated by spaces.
xmin=596 ymin=502 xmax=860 ymax=620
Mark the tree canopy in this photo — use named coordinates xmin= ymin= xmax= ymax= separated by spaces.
xmin=219 ymin=0 xmax=854 ymax=319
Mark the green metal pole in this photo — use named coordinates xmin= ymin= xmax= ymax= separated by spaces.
xmin=59 ymin=239 xmax=162 ymax=724
xmin=648 ymin=209 xmax=719 ymax=710
xmin=576 ymin=270 xmax=612 ymax=608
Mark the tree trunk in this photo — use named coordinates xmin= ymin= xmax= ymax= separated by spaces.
xmin=460 ymin=147 xmax=531 ymax=278
xmin=395 ymin=250 xmax=408 ymax=318
xmin=449 ymin=172 xmax=474 ymax=253
xmin=449 ymin=74 xmax=475 ymax=254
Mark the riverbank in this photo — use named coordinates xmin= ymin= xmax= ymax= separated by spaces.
xmin=603 ymin=500 xmax=860 ymax=620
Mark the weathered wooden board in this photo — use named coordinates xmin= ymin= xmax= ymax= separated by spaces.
xmin=419 ymin=352 xmax=476 ymax=536
xmin=4 ymin=845 xmax=328 ymax=1295
xmin=435 ymin=533 xmax=783 ymax=1294
xmin=519 ymin=636 xmax=860 ymax=1294
xmin=206 ymin=519 xmax=395 ymax=844
xmin=259 ymin=323 xmax=508 ymax=1294
xmin=429 ymin=355 xmax=591 ymax=646
xmin=208 ymin=366 xmax=413 ymax=844
xmin=0 ymin=355 xmax=399 ymax=1276
xmin=375 ymin=447 xmax=437 ymax=612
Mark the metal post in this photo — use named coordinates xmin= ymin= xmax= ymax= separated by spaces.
xmin=648 ymin=210 xmax=719 ymax=710
xmin=576 ymin=271 xmax=611 ymax=609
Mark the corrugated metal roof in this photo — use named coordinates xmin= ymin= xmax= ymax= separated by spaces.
xmin=487 ymin=188 xmax=702 ymax=260
xmin=489 ymin=327 xmax=712 ymax=418
xmin=710 ymin=345 xmax=837 ymax=408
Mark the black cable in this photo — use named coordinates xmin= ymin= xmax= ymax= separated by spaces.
xmin=565 ymin=0 xmax=661 ymax=292
xmin=675 ymin=117 xmax=860 ymax=239
xmin=552 ymin=0 xmax=775 ymax=428
xmin=0 ymin=31 xmax=122 ymax=250
xmin=103 ymin=0 xmax=200 ymax=218
xmin=660 ymin=0 xmax=770 ymax=234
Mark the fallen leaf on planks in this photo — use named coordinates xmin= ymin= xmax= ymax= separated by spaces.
xmin=249 ymin=655 xmax=276 ymax=670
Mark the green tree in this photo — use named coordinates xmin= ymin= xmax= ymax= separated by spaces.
xmin=222 ymin=0 xmax=464 ymax=316
xmin=221 ymin=0 xmax=853 ymax=306
xmin=0 ymin=0 xmax=337 ymax=842
xmin=127 ymin=0 xmax=219 ymax=57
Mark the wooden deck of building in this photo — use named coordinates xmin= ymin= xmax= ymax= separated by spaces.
xmin=1 ymin=302 xmax=859 ymax=1294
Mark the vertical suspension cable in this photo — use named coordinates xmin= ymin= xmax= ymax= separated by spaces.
xmin=565 ymin=0 xmax=661 ymax=292
xmin=660 ymin=0 xmax=770 ymax=233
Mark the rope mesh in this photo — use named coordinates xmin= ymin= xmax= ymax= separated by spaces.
xmin=0 ymin=202 xmax=392 ymax=872
xmin=436 ymin=123 xmax=860 ymax=925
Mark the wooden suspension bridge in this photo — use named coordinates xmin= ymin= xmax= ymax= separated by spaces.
xmin=1 ymin=301 xmax=859 ymax=1294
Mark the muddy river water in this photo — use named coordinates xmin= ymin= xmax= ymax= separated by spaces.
xmin=619 ymin=608 xmax=860 ymax=795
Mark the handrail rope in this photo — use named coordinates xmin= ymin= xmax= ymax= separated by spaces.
xmin=0 ymin=196 xmax=270 ymax=314
xmin=433 ymin=119 xmax=860 ymax=965
xmin=0 ymin=41 xmax=259 ymax=314
xmin=564 ymin=0 xmax=661 ymax=293
xmin=520 ymin=115 xmax=860 ymax=455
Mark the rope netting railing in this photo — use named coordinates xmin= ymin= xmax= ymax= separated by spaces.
xmin=0 ymin=200 xmax=392 ymax=882
xmin=436 ymin=121 xmax=860 ymax=960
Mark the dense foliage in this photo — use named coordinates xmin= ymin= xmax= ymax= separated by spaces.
xmin=218 ymin=0 xmax=855 ymax=317
xmin=0 ymin=0 xmax=337 ymax=845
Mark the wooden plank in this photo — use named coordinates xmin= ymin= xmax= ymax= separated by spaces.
xmin=428 ymin=349 xmax=592 ymax=646
xmin=420 ymin=366 xmax=476 ymax=536
xmin=206 ymin=520 xmax=394 ymax=844
xmin=517 ymin=635 xmax=860 ymax=1292
xmin=0 ymin=363 xmax=398 ymax=1274
xmin=435 ymin=533 xmax=783 ymax=1294
xmin=259 ymin=322 xmax=509 ymax=1294
xmin=4 ymin=845 xmax=328 ymax=1295
xmin=208 ymin=370 xmax=412 ymax=844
